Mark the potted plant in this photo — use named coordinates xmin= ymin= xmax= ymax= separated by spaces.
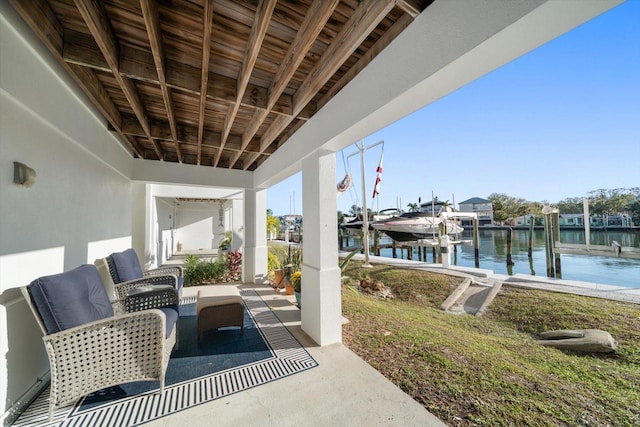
xmin=281 ymin=244 xmax=302 ymax=295
xmin=283 ymin=264 xmax=295 ymax=295
xmin=290 ymin=270 xmax=301 ymax=308
xmin=268 ymin=252 xmax=285 ymax=289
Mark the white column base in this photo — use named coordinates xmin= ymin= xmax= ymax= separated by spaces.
xmin=300 ymin=265 xmax=342 ymax=345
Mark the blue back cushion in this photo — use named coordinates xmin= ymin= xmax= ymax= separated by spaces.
xmin=109 ymin=248 xmax=143 ymax=283
xmin=28 ymin=264 xmax=114 ymax=334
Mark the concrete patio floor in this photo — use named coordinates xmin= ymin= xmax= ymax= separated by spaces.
xmin=143 ymin=283 xmax=445 ymax=427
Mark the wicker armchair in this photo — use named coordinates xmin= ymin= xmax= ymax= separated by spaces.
xmin=95 ymin=248 xmax=183 ymax=298
xmin=22 ymin=264 xmax=179 ymax=421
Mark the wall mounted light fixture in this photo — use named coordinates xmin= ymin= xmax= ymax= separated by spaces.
xmin=13 ymin=161 xmax=37 ymax=188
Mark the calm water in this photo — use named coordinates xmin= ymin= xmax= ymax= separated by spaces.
xmin=373 ymin=229 xmax=640 ymax=289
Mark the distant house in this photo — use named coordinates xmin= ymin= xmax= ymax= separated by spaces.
xmin=558 ymin=214 xmax=585 ymax=228
xmin=512 ymin=213 xmax=632 ymax=229
xmin=458 ymin=197 xmax=494 ymax=226
xmin=512 ymin=215 xmax=535 ymax=226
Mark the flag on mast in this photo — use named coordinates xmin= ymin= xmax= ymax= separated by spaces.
xmin=372 ymin=151 xmax=383 ymax=198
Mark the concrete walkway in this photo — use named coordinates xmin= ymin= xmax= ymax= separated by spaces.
xmin=146 ymin=283 xmax=446 ymax=427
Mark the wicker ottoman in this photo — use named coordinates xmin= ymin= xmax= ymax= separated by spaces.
xmin=196 ymin=285 xmax=244 ymax=342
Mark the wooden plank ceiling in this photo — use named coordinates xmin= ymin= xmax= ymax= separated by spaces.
xmin=9 ymin=0 xmax=433 ymax=170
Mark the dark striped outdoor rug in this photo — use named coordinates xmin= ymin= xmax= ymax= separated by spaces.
xmin=12 ymin=289 xmax=317 ymax=426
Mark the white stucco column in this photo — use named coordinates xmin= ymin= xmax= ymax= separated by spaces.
xmin=140 ymin=184 xmax=156 ymax=268
xmin=301 ymin=151 xmax=341 ymax=345
xmin=243 ymin=189 xmax=268 ymax=284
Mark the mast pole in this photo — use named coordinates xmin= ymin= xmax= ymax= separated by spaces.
xmin=359 ymin=140 xmax=371 ymax=267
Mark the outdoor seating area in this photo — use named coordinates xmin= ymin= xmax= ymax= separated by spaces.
xmin=21 ymin=262 xmax=180 ymax=421
xmin=12 ymin=278 xmax=327 ymax=426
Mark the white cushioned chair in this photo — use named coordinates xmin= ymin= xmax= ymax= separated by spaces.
xmin=22 ymin=264 xmax=179 ymax=420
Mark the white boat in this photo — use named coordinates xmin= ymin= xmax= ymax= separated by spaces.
xmin=371 ymin=212 xmax=463 ymax=242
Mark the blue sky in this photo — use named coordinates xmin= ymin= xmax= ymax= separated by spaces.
xmin=267 ymin=1 xmax=640 ymax=216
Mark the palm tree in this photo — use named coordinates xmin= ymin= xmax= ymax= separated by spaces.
xmin=440 ymin=199 xmax=453 ymax=212
xmin=266 ymin=212 xmax=280 ymax=239
xmin=407 ymin=202 xmax=419 ymax=212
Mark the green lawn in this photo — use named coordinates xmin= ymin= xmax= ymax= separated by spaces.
xmin=341 ymin=262 xmax=640 ymax=426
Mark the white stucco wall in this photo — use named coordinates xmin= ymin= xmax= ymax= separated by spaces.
xmin=154 ymin=198 xmax=175 ymax=266
xmin=174 ymin=205 xmax=217 ymax=251
xmin=0 ymin=3 xmax=135 ymax=419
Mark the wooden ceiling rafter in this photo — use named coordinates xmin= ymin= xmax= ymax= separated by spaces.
xmin=196 ymin=0 xmax=214 ymax=165
xmin=140 ymin=0 xmax=182 ymax=162
xmin=7 ymin=0 xmax=145 ymax=158
xmin=74 ymin=0 xmax=163 ymax=160
xmin=215 ymin=0 xmax=277 ymax=168
xmin=62 ymin=39 xmax=312 ymax=120
xmin=318 ymin=12 xmax=414 ymax=110
xmin=243 ymin=0 xmax=401 ymax=170
xmin=398 ymin=0 xmax=422 ymax=18
xmin=230 ymin=0 xmax=340 ymax=169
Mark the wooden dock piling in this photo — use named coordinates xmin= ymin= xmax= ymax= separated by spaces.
xmin=506 ymin=227 xmax=514 ymax=266
xmin=543 ymin=212 xmax=555 ymax=277
xmin=552 ymin=211 xmax=562 ymax=277
xmin=473 ymin=217 xmax=480 ymax=268
xmin=528 ymin=216 xmax=534 ymax=257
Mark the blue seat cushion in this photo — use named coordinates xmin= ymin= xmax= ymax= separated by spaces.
xmin=108 ymin=248 xmax=143 ymax=283
xmin=160 ymin=305 xmax=179 ymax=338
xmin=28 ymin=264 xmax=114 ymax=335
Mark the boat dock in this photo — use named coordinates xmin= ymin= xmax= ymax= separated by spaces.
xmin=554 ymin=242 xmax=640 ymax=260
xmin=342 ymin=236 xmax=475 ymax=263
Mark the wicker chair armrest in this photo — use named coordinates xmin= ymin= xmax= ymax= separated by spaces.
xmin=144 ymin=265 xmax=183 ymax=278
xmin=113 ymin=275 xmax=177 ymax=300
xmin=121 ymin=284 xmax=179 ymax=312
xmin=42 ymin=310 xmax=169 ymax=408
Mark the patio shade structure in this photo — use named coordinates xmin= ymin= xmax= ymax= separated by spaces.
xmin=7 ymin=0 xmax=434 ymax=170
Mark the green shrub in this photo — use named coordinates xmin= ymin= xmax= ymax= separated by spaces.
xmin=267 ymin=251 xmax=280 ymax=272
xmin=282 ymin=244 xmax=302 ymax=271
xmin=184 ymin=255 xmax=227 ymax=286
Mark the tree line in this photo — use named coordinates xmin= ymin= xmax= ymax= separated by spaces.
xmin=489 ymin=188 xmax=640 ymax=224
xmin=333 ymin=188 xmax=640 ymax=225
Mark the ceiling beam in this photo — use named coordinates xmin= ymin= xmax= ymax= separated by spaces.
xmin=398 ymin=0 xmax=422 ymax=18
xmin=244 ymin=0 xmax=400 ymax=169
xmin=230 ymin=0 xmax=340 ymax=168
xmin=318 ymin=12 xmax=414 ymax=110
xmin=74 ymin=0 xmax=163 ymax=159
xmin=140 ymin=0 xmax=182 ymax=162
xmin=117 ymin=114 xmax=264 ymax=154
xmin=215 ymin=0 xmax=277 ymax=167
xmin=8 ymin=0 xmax=145 ymax=158
xmin=62 ymin=36 xmax=315 ymax=121
xmin=293 ymin=0 xmax=401 ymax=118
xmin=197 ymin=0 xmax=214 ymax=165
